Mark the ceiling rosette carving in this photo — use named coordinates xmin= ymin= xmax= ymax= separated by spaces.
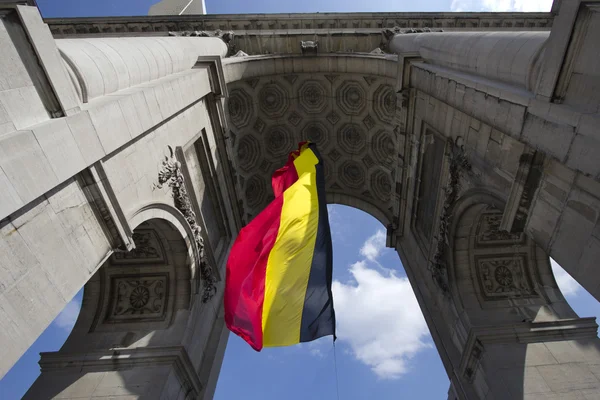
xmin=227 ymin=73 xmax=401 ymax=222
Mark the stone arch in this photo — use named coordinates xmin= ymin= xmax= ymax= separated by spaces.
xmin=65 ymin=218 xmax=193 ymax=347
xmin=24 ymin=215 xmax=205 ymax=399
xmin=129 ymin=203 xmax=206 ymax=297
xmin=222 ymin=54 xmax=402 ymax=223
xmin=442 ymin=191 xmax=597 ymax=399
xmin=449 ymin=193 xmax=577 ymax=327
xmin=328 ymin=192 xmax=391 ymax=227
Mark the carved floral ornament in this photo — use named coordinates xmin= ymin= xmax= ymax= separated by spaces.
xmin=154 ymin=146 xmax=217 ymax=303
xmin=113 ymin=278 xmax=166 ymax=316
xmin=429 ymin=137 xmax=471 ymax=293
xmin=476 ymin=256 xmax=535 ymax=299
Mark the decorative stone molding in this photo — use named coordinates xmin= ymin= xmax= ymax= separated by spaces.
xmin=258 ymin=82 xmax=289 ymax=118
xmin=48 ymin=13 xmax=554 ymax=38
xmin=337 ymin=81 xmax=366 ymax=115
xmin=462 ymin=339 xmax=484 ymax=382
xmin=232 ymin=50 xmax=249 ymax=57
xmin=107 ymin=274 xmax=168 ymax=322
xmin=228 ymin=88 xmax=254 ymax=128
xmin=79 ymin=166 xmax=134 ymax=252
xmin=500 ymin=150 xmax=545 ymax=234
xmin=370 ymin=48 xmax=385 ymax=55
xmin=298 ymin=80 xmax=327 ymax=113
xmin=476 ymin=211 xmax=524 ymax=247
xmin=155 ymin=146 xmax=217 ymax=303
xmin=300 ymin=40 xmax=318 ymax=55
xmin=112 ymin=230 xmax=166 ymax=264
xmin=38 ymin=346 xmax=203 ymax=397
xmin=459 ymin=318 xmax=598 ymax=384
xmin=430 ymin=138 xmax=471 ymax=293
xmin=469 ymin=318 xmax=599 ymax=345
xmin=475 ymin=255 xmax=536 ymax=300
xmin=168 ymin=29 xmax=236 ymax=56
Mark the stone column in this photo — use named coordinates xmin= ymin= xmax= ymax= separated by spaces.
xmin=56 ymin=35 xmax=229 ymax=102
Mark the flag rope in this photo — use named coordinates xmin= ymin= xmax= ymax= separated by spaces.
xmin=333 ymin=341 xmax=341 ymax=400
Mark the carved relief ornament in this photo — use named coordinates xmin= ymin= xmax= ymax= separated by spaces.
xmin=155 ymin=146 xmax=217 ymax=303
xmin=429 ymin=138 xmax=471 ymax=293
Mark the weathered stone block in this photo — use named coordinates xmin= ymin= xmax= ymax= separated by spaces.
xmin=87 ymin=97 xmax=132 ymax=153
xmin=0 ymin=86 xmax=49 ymax=130
xmin=0 ymin=130 xmax=58 ymax=211
xmin=526 ymin=196 xmax=561 ymax=251
xmin=66 ymin=110 xmax=105 ymax=164
xmin=537 ymin=363 xmax=599 ymax=392
xmin=522 ymin=113 xmax=574 ymax=162
xmin=0 ymin=168 xmax=22 ymax=218
xmin=32 ymin=118 xmax=86 ymax=183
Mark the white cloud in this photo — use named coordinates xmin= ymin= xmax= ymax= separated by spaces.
xmin=53 ymin=299 xmax=81 ymax=332
xmin=450 ymin=0 xmax=552 ymax=12
xmin=551 ymin=258 xmax=581 ymax=297
xmin=333 ymin=246 xmax=431 ymax=379
xmin=359 ymin=230 xmax=386 ymax=262
xmin=307 ymin=341 xmax=326 ymax=358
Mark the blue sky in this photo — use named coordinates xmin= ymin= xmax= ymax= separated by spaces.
xmin=215 ymin=205 xmax=449 ymax=399
xmin=2 ymin=0 xmax=590 ymax=399
xmin=34 ymin=0 xmax=554 ymax=17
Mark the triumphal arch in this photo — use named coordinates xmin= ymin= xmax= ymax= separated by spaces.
xmin=1 ymin=0 xmax=600 ymax=398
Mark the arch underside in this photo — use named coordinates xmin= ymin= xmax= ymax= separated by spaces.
xmin=224 ymin=56 xmax=403 ymax=223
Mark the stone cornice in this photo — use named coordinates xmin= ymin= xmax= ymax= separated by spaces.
xmin=45 ymin=12 xmax=554 ymax=38
xmin=38 ymin=346 xmax=203 ymax=396
xmin=467 ymin=318 xmax=599 ymax=346
xmin=458 ymin=318 xmax=599 ymax=382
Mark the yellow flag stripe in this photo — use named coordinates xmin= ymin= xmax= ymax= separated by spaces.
xmin=261 ymin=148 xmax=320 ymax=347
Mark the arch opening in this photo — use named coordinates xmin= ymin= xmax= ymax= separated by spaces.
xmin=443 ymin=196 xmax=600 ymax=399
xmin=19 ymin=217 xmax=206 ymax=399
xmin=223 ymin=55 xmax=402 ymax=226
xmin=216 ymin=204 xmax=449 ymax=399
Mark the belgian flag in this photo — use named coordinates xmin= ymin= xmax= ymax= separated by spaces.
xmin=224 ymin=142 xmax=336 ymax=351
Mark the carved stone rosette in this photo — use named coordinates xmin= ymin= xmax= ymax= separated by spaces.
xmin=429 ymin=138 xmax=471 ymax=293
xmin=155 ymin=146 xmax=217 ymax=303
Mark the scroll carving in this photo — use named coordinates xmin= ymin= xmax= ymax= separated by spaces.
xmin=429 ymin=138 xmax=471 ymax=293
xmin=155 ymin=146 xmax=217 ymax=303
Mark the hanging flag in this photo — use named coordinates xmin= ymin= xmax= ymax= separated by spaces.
xmin=224 ymin=142 xmax=335 ymax=351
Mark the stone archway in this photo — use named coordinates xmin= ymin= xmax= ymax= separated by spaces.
xmin=24 ymin=215 xmax=221 ymax=399
xmin=2 ymin=3 xmax=600 ymax=399
xmin=220 ymin=52 xmax=600 ymax=399
xmin=222 ymin=54 xmax=401 ymax=224
xmin=445 ymin=194 xmax=599 ymax=399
